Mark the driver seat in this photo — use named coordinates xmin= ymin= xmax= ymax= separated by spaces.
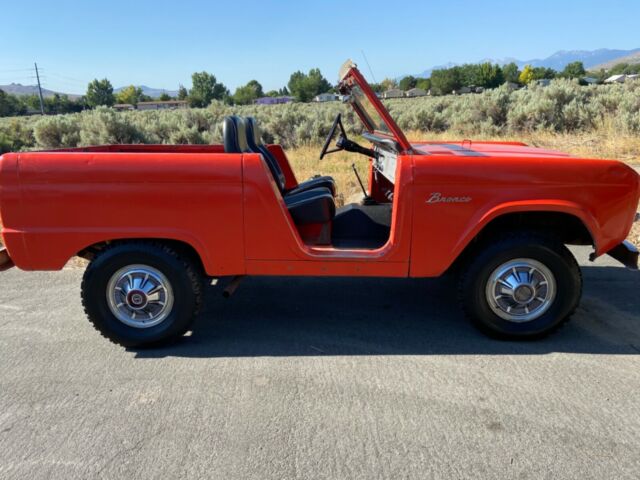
xmin=244 ymin=117 xmax=336 ymax=196
xmin=223 ymin=116 xmax=335 ymax=242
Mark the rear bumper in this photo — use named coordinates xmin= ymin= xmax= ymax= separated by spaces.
xmin=606 ymin=240 xmax=639 ymax=270
xmin=0 ymin=247 xmax=15 ymax=272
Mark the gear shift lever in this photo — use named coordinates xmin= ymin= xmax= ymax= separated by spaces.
xmin=352 ymin=164 xmax=376 ymax=205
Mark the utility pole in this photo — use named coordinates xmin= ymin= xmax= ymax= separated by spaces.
xmin=34 ymin=62 xmax=45 ymax=115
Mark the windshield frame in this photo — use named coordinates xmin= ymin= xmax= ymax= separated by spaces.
xmin=338 ymin=61 xmax=412 ymax=152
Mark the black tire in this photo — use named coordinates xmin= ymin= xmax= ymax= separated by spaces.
xmin=458 ymin=232 xmax=582 ymax=339
xmin=81 ymin=242 xmax=203 ymax=347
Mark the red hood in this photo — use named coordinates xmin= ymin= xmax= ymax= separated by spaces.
xmin=412 ymin=141 xmax=571 ymax=159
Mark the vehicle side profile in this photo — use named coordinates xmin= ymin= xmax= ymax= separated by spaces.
xmin=1 ymin=60 xmax=638 ymax=346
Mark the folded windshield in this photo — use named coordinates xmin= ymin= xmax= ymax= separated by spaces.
xmin=349 ymin=85 xmax=391 ymax=135
xmin=338 ymin=60 xmax=411 ymax=152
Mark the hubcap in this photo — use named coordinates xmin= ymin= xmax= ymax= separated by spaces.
xmin=106 ymin=265 xmax=174 ymax=328
xmin=485 ymin=258 xmax=556 ymax=323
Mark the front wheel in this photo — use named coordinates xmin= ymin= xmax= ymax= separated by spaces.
xmin=458 ymin=233 xmax=582 ymax=339
xmin=81 ymin=242 xmax=203 ymax=347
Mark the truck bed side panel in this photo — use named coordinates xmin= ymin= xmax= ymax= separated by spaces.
xmin=4 ymin=152 xmax=245 ymax=275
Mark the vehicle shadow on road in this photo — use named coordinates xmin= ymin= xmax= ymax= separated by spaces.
xmin=134 ymin=266 xmax=640 ymax=359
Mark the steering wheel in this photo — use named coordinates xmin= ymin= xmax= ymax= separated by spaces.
xmin=319 ymin=113 xmax=348 ymax=160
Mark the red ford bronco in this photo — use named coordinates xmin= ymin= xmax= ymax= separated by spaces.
xmin=0 ymin=60 xmax=638 ymax=347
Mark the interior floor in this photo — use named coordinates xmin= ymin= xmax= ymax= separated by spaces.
xmin=331 ymin=202 xmax=392 ymax=249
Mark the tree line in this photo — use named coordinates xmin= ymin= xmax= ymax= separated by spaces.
xmin=0 ymin=67 xmax=334 ymax=117
xmin=378 ymin=60 xmax=640 ymax=96
xmin=2 ymin=60 xmax=640 ymax=118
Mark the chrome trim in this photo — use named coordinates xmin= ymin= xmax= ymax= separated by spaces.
xmin=485 ymin=258 xmax=557 ymax=323
xmin=106 ymin=264 xmax=174 ymax=328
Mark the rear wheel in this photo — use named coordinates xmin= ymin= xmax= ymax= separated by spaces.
xmin=81 ymin=242 xmax=203 ymax=347
xmin=458 ymin=232 xmax=582 ymax=339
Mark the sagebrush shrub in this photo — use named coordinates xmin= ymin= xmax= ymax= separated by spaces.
xmin=1 ymin=80 xmax=639 ymax=151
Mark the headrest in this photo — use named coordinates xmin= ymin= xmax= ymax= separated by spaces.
xmin=222 ymin=116 xmax=249 ymax=153
xmin=245 ymin=117 xmax=263 ymax=148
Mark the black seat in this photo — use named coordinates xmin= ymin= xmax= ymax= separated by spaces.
xmin=244 ymin=117 xmax=336 ymax=196
xmin=223 ymin=116 xmax=335 ymax=229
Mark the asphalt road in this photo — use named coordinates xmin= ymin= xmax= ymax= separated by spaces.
xmin=0 ymin=247 xmax=639 ymax=479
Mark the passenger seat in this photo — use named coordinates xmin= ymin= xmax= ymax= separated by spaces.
xmin=222 ymin=116 xmax=335 ymax=235
xmin=244 ymin=117 xmax=336 ymax=196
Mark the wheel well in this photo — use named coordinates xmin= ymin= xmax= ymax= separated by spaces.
xmin=451 ymin=211 xmax=594 ymax=272
xmin=476 ymin=212 xmax=594 ymax=246
xmin=77 ymin=238 xmax=206 ymax=275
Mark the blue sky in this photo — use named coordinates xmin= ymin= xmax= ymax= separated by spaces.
xmin=1 ymin=0 xmax=639 ymax=94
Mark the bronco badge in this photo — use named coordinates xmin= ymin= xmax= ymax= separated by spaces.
xmin=426 ymin=192 xmax=472 ymax=204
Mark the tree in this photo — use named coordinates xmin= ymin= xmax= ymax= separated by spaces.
xmin=561 ymin=61 xmax=586 ymax=79
xmin=415 ymin=78 xmax=431 ymax=92
xmin=430 ymin=67 xmax=463 ymax=95
xmin=245 ymin=80 xmax=263 ymax=98
xmin=519 ymin=65 xmax=535 ymax=85
xmin=502 ymin=62 xmax=520 ymax=84
xmin=399 ymin=75 xmax=417 ymax=91
xmin=532 ymin=67 xmax=557 ymax=80
xmin=43 ymin=93 xmax=82 ymax=114
xmin=189 ymin=72 xmax=229 ymax=107
xmin=459 ymin=64 xmax=481 ymax=86
xmin=287 ymin=68 xmax=332 ymax=102
xmin=477 ymin=63 xmax=504 ymax=88
xmin=380 ymin=78 xmax=398 ymax=91
xmin=115 ymin=85 xmax=143 ymax=106
xmin=0 ymin=89 xmax=26 ymax=117
xmin=608 ymin=63 xmax=640 ymax=75
xmin=177 ymin=85 xmax=188 ymax=100
xmin=86 ymin=78 xmax=115 ymax=107
xmin=159 ymin=93 xmax=172 ymax=101
xmin=233 ymin=79 xmax=264 ymax=105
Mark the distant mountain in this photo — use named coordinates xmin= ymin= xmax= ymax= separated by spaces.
xmin=0 ymin=83 xmax=80 ymax=98
xmin=0 ymin=83 xmax=180 ymax=100
xmin=115 ymin=85 xmax=179 ymax=98
xmin=406 ymin=48 xmax=640 ymax=78
xmin=592 ymin=51 xmax=640 ymax=70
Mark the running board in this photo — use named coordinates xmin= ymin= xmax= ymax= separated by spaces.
xmin=0 ymin=247 xmax=15 ymax=272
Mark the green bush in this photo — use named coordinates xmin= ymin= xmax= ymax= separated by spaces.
xmin=1 ymin=80 xmax=639 ymax=154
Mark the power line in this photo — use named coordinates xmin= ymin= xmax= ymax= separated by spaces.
xmin=0 ymin=68 xmax=34 ymax=73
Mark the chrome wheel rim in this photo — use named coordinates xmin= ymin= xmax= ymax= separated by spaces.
xmin=485 ymin=258 xmax=556 ymax=323
xmin=106 ymin=265 xmax=174 ymax=328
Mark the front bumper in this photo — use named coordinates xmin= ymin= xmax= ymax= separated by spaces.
xmin=0 ymin=247 xmax=15 ymax=272
xmin=606 ymin=240 xmax=639 ymax=270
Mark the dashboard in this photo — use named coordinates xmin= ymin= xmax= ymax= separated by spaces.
xmin=362 ymin=133 xmax=399 ymax=184
xmin=373 ymin=147 xmax=398 ymax=184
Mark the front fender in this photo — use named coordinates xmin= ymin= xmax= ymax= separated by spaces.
xmin=409 ymin=198 xmax=600 ymax=278
xmin=453 ymin=200 xmax=600 ymax=258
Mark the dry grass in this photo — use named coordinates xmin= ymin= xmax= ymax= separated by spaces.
xmin=284 ymin=145 xmax=370 ymax=207
xmin=630 ymin=222 xmax=640 ymax=248
xmin=403 ymin=121 xmax=640 ymax=164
